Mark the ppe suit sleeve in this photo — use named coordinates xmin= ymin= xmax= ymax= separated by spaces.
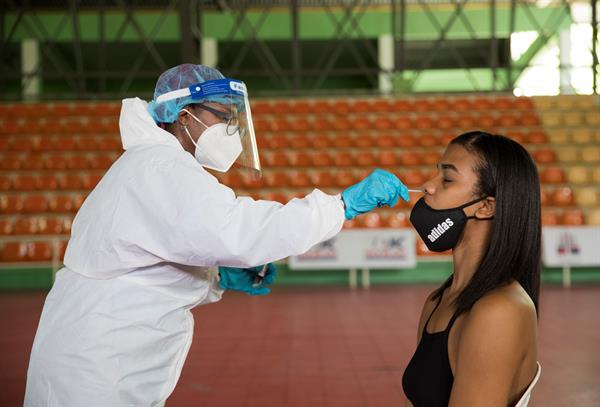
xmin=121 ymin=157 xmax=345 ymax=268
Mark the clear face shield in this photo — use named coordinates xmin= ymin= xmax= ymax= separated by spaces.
xmin=155 ymin=78 xmax=261 ymax=176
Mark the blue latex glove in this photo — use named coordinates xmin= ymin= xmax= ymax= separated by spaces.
xmin=218 ymin=263 xmax=277 ymax=296
xmin=341 ymin=168 xmax=409 ymax=220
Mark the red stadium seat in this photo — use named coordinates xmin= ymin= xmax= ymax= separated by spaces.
xmin=521 ymin=113 xmax=540 ymax=126
xmin=73 ymin=193 xmax=88 ymax=211
xmin=263 ymin=171 xmax=289 ymax=188
xmin=311 ymin=135 xmax=333 ymax=149
xmin=377 ymin=151 xmax=398 ymax=167
xmin=312 ymin=171 xmax=336 ymax=188
xmin=242 ymin=173 xmax=264 ymax=189
xmin=270 ymin=119 xmax=291 ymax=132
xmin=375 ymin=134 xmax=396 ymax=148
xmin=37 ymin=174 xmax=60 ymax=190
xmin=58 ymin=174 xmax=82 ymax=190
xmin=551 ymin=187 xmax=574 ymax=207
xmin=417 ymin=134 xmax=440 ymax=147
xmin=541 ymin=211 xmax=560 ymax=226
xmin=1 ymin=242 xmax=27 ymax=261
xmin=23 ymin=195 xmax=49 ymax=213
xmin=76 ymin=137 xmax=98 ymax=150
xmin=45 ymin=154 xmax=69 ymax=170
xmin=415 ymin=116 xmax=435 ymax=130
xmin=9 ymin=136 xmax=35 ymax=151
xmin=356 ymin=152 xmax=376 ymax=167
xmin=456 ymin=115 xmax=476 ymax=128
xmin=13 ymin=175 xmax=37 ymax=191
xmin=289 ymin=171 xmax=311 ymax=188
xmin=393 ymin=117 xmax=413 ymax=130
xmin=332 ymin=101 xmax=350 ymax=116
xmin=289 ymin=151 xmax=313 ymax=167
xmin=438 ymin=117 xmax=455 ymax=130
xmin=48 ymin=195 xmax=75 ymax=213
xmin=288 ymin=134 xmax=310 ymax=149
xmin=397 ymin=134 xmax=417 ymax=148
xmin=334 ymin=171 xmax=357 ymax=188
xmin=361 ymin=212 xmax=383 ymax=228
xmin=1 ymin=196 xmax=24 ymax=214
xmin=313 ymin=118 xmax=334 ymax=132
xmin=67 ymin=155 xmax=90 ymax=170
xmin=269 ymin=135 xmax=289 ymax=150
xmin=533 ymin=149 xmax=557 ymax=164
xmin=402 ymin=170 xmax=425 ymax=187
xmin=431 ymin=99 xmax=451 ymax=111
xmin=384 ymin=211 xmax=410 ymax=228
xmin=0 ymin=219 xmax=13 ymax=235
xmin=414 ymin=99 xmax=433 ymax=112
xmin=562 ymin=209 xmax=586 ymax=226
xmin=81 ymin=173 xmax=103 ymax=190
xmin=97 ymin=137 xmax=122 ymax=151
xmin=0 ymin=175 xmax=12 ymax=190
xmin=355 ymin=134 xmax=374 ymax=148
xmin=398 ymin=152 xmax=422 ymax=167
xmin=290 ymin=118 xmax=311 ymax=133
xmin=334 ymin=152 xmax=354 ymax=167
xmin=26 ymin=241 xmax=53 ymax=261
xmin=292 ymin=101 xmax=311 ymax=115
xmin=38 ymin=217 xmax=67 ymax=235
xmin=313 ymin=152 xmax=334 ymax=167
xmin=540 ymin=167 xmax=566 ymax=184
xmin=88 ymin=154 xmax=116 ymax=170
xmin=333 ymin=134 xmax=353 ymax=148
xmin=353 ymin=100 xmax=372 ymax=114
xmin=54 ymin=136 xmax=77 ymax=151
xmin=13 ymin=217 xmax=39 ymax=234
xmin=371 ymin=99 xmax=392 ymax=113
xmin=374 ymin=117 xmax=393 ymax=131
xmin=264 ymin=151 xmax=290 ymax=167
xmin=421 ymin=152 xmax=441 ymax=166
xmin=272 ymin=101 xmax=292 ymax=115
xmin=524 ymin=130 xmax=547 ymax=144
xmin=392 ymin=99 xmax=413 ymax=112
xmin=20 ymin=153 xmax=45 ymax=170
xmin=250 ymin=101 xmax=270 ymax=116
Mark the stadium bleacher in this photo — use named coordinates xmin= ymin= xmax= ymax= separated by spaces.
xmin=1 ymin=94 xmax=599 ymax=262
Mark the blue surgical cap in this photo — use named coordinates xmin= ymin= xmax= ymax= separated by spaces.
xmin=147 ymin=64 xmax=227 ymax=124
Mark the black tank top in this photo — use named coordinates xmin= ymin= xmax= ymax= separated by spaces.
xmin=402 ymin=292 xmax=460 ymax=407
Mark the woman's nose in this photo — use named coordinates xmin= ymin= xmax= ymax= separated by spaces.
xmin=422 ymin=180 xmax=436 ymax=195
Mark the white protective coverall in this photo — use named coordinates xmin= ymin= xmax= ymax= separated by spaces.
xmin=24 ymin=97 xmax=345 ymax=406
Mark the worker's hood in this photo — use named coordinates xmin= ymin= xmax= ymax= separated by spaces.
xmin=119 ymin=97 xmax=182 ymax=151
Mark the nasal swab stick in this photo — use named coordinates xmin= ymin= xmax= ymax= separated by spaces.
xmin=407 ymin=189 xmax=423 ymax=193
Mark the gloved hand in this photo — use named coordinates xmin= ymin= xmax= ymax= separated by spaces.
xmin=341 ymin=168 xmax=409 ymax=220
xmin=218 ymin=263 xmax=277 ymax=296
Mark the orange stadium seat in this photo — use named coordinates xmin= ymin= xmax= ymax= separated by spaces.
xmin=76 ymin=136 xmax=98 ymax=151
xmin=250 ymin=101 xmax=270 ymax=116
xmin=20 ymin=153 xmax=44 ymax=171
xmin=521 ymin=113 xmax=540 ymax=126
xmin=13 ymin=175 xmax=37 ymax=191
xmin=13 ymin=217 xmax=39 ymax=235
xmin=269 ymin=135 xmax=289 ymax=150
xmin=313 ymin=118 xmax=334 ymax=132
xmin=438 ymin=117 xmax=455 ymax=130
xmin=52 ymin=104 xmax=73 ymax=117
xmin=290 ymin=118 xmax=311 ymax=132
xmin=313 ymin=152 xmax=334 ymax=167
xmin=58 ymin=174 xmax=82 ymax=190
xmin=1 ymin=242 xmax=27 ymax=262
xmin=398 ymin=152 xmax=422 ymax=167
xmin=313 ymin=100 xmax=332 ymax=113
xmin=431 ymin=99 xmax=451 ymax=112
xmin=0 ymin=136 xmax=8 ymax=150
xmin=312 ymin=171 xmax=336 ymax=188
xmin=73 ymin=193 xmax=88 ymax=211
xmin=415 ymin=116 xmax=435 ymax=130
xmin=355 ymin=134 xmax=374 ymax=148
xmin=271 ymin=119 xmax=291 ymax=132
xmin=375 ymin=134 xmax=396 ymax=148
xmin=220 ymin=172 xmax=243 ymax=189
xmin=264 ymin=151 xmax=290 ymax=167
xmin=1 ymin=196 xmax=23 ymax=214
xmin=38 ymin=217 xmax=68 ymax=235
xmin=242 ymin=173 xmax=264 ymax=189
xmin=392 ymin=99 xmax=413 ymax=112
xmin=353 ymin=100 xmax=372 ymax=114
xmin=532 ymin=149 xmax=557 ymax=164
xmin=334 ymin=152 xmax=354 ymax=167
xmin=472 ymin=97 xmax=493 ymax=110
xmin=377 ymin=151 xmax=398 ymax=167
xmin=48 ymin=195 xmax=75 ymax=213
xmin=385 ymin=211 xmax=410 ymax=228
xmin=289 ymin=151 xmax=313 ymax=167
xmin=567 ymin=167 xmax=590 ymax=184
xmin=541 ymin=211 xmax=560 ymax=226
xmin=292 ymin=101 xmax=311 ymax=115
xmin=525 ymin=130 xmax=547 ymax=144
xmin=37 ymin=174 xmax=59 ymax=190
xmin=1 ymin=122 xmax=20 ymax=135
xmin=397 ymin=134 xmax=417 ymax=148
xmin=351 ymin=117 xmax=371 ymax=131
xmin=417 ymin=134 xmax=440 ymax=148
xmin=23 ymin=195 xmax=49 ymax=213
xmin=97 ymin=137 xmax=122 ymax=151
xmin=0 ymin=219 xmax=13 ymax=235
xmin=361 ymin=212 xmax=383 ymax=228
xmin=0 ymin=175 xmax=11 ymax=190
xmin=44 ymin=154 xmax=69 ymax=170
xmin=421 ymin=152 xmax=441 ymax=166
xmin=356 ymin=152 xmax=376 ymax=167
xmin=67 ymin=155 xmax=90 ymax=170
xmin=334 ymin=171 xmax=357 ymax=188
xmin=272 ymin=101 xmax=292 ymax=115
xmin=333 ymin=134 xmax=353 ymax=148
xmin=371 ymin=99 xmax=392 ymax=113
xmin=26 ymin=241 xmax=53 ymax=261
xmin=9 ymin=136 xmax=35 ymax=151
xmin=288 ymin=134 xmax=310 ymax=149
xmin=414 ymin=99 xmax=432 ymax=112
xmin=514 ymin=97 xmax=534 ymax=110
xmin=575 ymin=187 xmax=598 ymax=207
xmin=455 ymin=115 xmax=476 ymax=129
xmin=311 ymin=134 xmax=333 ymax=150
xmin=494 ymin=97 xmax=513 ymax=110
xmin=498 ymin=113 xmax=519 ymax=128
xmin=54 ymin=136 xmax=77 ymax=151
xmin=41 ymin=122 xmax=61 ymax=135
xmin=540 ymin=167 xmax=566 ymax=184
xmin=402 ymin=170 xmax=425 ymax=187
xmin=394 ymin=117 xmax=413 ymax=130
xmin=262 ymin=191 xmax=287 ymax=204
xmin=562 ymin=210 xmax=586 ymax=226
xmin=332 ymin=101 xmax=350 ymax=116
xmin=89 ymin=154 xmax=116 ymax=170
xmin=264 ymin=171 xmax=289 ymax=188
xmin=374 ymin=117 xmax=393 ymax=131
xmin=289 ymin=171 xmax=311 ymax=188
xmin=540 ymin=189 xmax=548 ymax=207
xmin=551 ymin=187 xmax=575 ymax=207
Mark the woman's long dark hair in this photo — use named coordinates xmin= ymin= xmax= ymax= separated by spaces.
xmin=432 ymin=131 xmax=541 ymax=316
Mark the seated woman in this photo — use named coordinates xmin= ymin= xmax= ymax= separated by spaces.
xmin=402 ymin=131 xmax=541 ymax=407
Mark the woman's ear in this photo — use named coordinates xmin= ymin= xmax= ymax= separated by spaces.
xmin=476 ymin=197 xmax=496 ymax=220
xmin=177 ymin=109 xmax=189 ymax=128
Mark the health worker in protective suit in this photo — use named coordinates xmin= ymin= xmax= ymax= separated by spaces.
xmin=24 ymin=64 xmax=409 ymax=406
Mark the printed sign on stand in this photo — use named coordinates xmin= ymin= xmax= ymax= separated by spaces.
xmin=542 ymin=226 xmax=600 ymax=267
xmin=289 ymin=229 xmax=416 ymax=270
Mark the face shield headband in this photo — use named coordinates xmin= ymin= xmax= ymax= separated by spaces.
xmin=155 ymin=78 xmax=261 ymax=175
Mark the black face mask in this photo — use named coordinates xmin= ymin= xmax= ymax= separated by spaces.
xmin=409 ymin=196 xmax=489 ymax=252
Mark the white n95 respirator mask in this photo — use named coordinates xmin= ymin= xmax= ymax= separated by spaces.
xmin=181 ymin=108 xmax=243 ymax=172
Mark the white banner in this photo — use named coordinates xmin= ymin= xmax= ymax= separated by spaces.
xmin=289 ymin=229 xmax=416 ymax=270
xmin=542 ymin=226 xmax=600 ymax=267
